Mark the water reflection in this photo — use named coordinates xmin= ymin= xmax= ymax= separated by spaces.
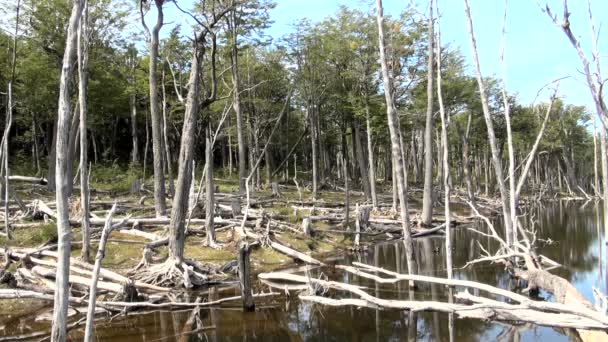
xmin=0 ymin=201 xmax=604 ymax=341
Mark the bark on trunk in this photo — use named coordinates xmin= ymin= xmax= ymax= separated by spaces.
xmin=51 ymin=0 xmax=84 ymax=340
xmin=142 ymin=0 xmax=167 ymax=217
xmin=168 ymin=42 xmax=202 ymax=262
xmin=130 ymin=93 xmax=139 ymax=164
xmin=77 ymin=0 xmax=91 ymax=262
xmin=205 ymin=122 xmax=216 ymax=246
xmin=421 ymin=0 xmax=435 ymax=227
xmin=376 ymin=0 xmax=417 ymax=281
xmin=464 ymin=0 xmax=513 ymax=245
xmin=364 ymin=97 xmax=378 ymax=209
xmin=308 ymin=106 xmax=318 ymax=198
xmin=231 ymin=12 xmax=246 ymax=195
xmin=162 ymin=66 xmax=174 ymax=196
xmin=354 ymin=121 xmax=371 ymax=200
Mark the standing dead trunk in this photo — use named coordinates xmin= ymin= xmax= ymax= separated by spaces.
xmin=364 ymin=97 xmax=378 ymax=209
xmin=354 ymin=122 xmax=371 ymax=200
xmin=161 ymin=66 xmax=174 ymax=196
xmin=464 ymin=0 xmax=513 ymax=245
xmin=459 ymin=113 xmax=475 ymax=206
xmin=51 ymin=0 xmax=84 ymax=340
xmin=601 ymin=128 xmax=608 ymax=246
xmin=376 ymin=0 xmax=417 ymax=282
xmin=47 ymin=120 xmax=57 ymax=192
xmin=230 ymin=11 xmax=247 ymax=195
xmin=2 ymin=0 xmax=20 ymax=240
xmin=168 ymin=40 xmax=203 ymax=263
xmin=130 ymin=94 xmax=139 ymax=164
xmin=342 ymin=127 xmax=350 ymax=229
xmin=77 ymin=0 xmax=91 ymax=262
xmin=66 ymin=104 xmax=80 ymax=195
xmin=205 ymin=121 xmax=216 ymax=247
xmin=435 ymin=2 xmax=452 ymax=279
xmin=421 ymin=0 xmax=435 ymax=227
xmin=308 ymin=106 xmax=318 ymax=199
xmin=140 ymin=0 xmax=167 ymax=217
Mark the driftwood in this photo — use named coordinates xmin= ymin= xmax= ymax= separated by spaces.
xmin=259 ymin=264 xmax=608 ymax=331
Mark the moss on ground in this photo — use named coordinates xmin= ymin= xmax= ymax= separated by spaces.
xmin=0 ymin=223 xmax=57 ymax=247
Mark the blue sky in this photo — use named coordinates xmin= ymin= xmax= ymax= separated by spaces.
xmin=158 ymin=0 xmax=607 ymax=115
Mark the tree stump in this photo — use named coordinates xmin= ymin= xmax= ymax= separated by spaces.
xmin=271 ymin=182 xmax=281 ymax=198
xmin=231 ymin=198 xmax=242 ymax=218
xmin=237 ymin=240 xmax=255 ymax=311
xmin=358 ymin=205 xmax=371 ymax=230
xmin=130 ymin=178 xmax=141 ymax=195
xmin=301 ymin=217 xmax=313 ymax=237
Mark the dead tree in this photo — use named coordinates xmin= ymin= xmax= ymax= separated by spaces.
xmin=83 ymin=203 xmax=117 ymax=342
xmin=78 ymin=0 xmax=91 ymax=262
xmin=227 ymin=6 xmax=247 ymax=195
xmin=375 ymin=0 xmax=417 ymax=283
xmin=51 ymin=0 xmax=85 ymax=340
xmin=435 ymin=0 xmax=452 ymax=278
xmin=1 ymin=0 xmax=20 ymax=240
xmin=463 ymin=0 xmax=513 ymax=246
xmin=140 ymin=0 xmax=167 ymax=217
xmin=137 ymin=1 xmax=236 ymax=287
xmin=541 ymin=0 xmax=608 ymax=253
xmin=421 ymin=0 xmax=435 ymax=227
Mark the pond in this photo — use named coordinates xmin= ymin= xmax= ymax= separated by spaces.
xmin=1 ymin=201 xmax=605 ymax=341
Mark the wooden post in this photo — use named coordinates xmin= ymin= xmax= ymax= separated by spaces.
xmin=237 ymin=240 xmax=255 ymax=311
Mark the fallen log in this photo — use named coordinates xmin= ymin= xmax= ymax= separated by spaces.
xmin=260 ymin=270 xmax=608 ymax=330
xmin=9 ymin=176 xmax=48 ymax=185
xmin=0 ymin=289 xmax=279 ymax=310
xmin=245 ymin=229 xmax=323 ymax=265
xmin=32 ymin=265 xmax=125 ymax=294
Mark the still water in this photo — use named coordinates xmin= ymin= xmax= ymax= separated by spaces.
xmin=2 ymin=201 xmax=605 ymax=341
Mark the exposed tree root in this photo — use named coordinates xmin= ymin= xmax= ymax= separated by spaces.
xmin=131 ymin=258 xmax=214 ymax=289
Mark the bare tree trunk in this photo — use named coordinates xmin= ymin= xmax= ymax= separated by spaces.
xmin=66 ymin=104 xmax=80 ymax=195
xmin=364 ymin=97 xmax=378 ymax=209
xmin=376 ymin=0 xmax=416 ymax=282
xmin=459 ymin=113 xmax=475 ymax=205
xmin=228 ymin=129 xmax=233 ymax=177
xmin=601 ymin=127 xmax=608 ymax=247
xmin=205 ymin=121 xmax=216 ymax=247
xmin=130 ymin=93 xmax=139 ymax=164
xmin=354 ymin=121 xmax=371 ymax=200
xmin=83 ymin=203 xmax=116 ymax=342
xmin=435 ymin=2 xmax=452 ymax=279
xmin=342 ymin=127 xmax=350 ymax=229
xmin=464 ymin=0 xmax=513 ymax=245
xmin=308 ymin=106 xmax=318 ymax=199
xmin=168 ymin=43 xmax=202 ymax=262
xmin=593 ymin=120 xmax=600 ymax=195
xmin=78 ymin=0 xmax=91 ymax=262
xmin=2 ymin=0 xmax=20 ymax=240
xmin=140 ymin=0 xmax=167 ymax=217
xmin=33 ymin=114 xmax=41 ymax=175
xmin=421 ymin=0 xmax=435 ymax=227
xmin=51 ymin=0 xmax=84 ymax=340
xmin=230 ymin=12 xmax=246 ymax=195
xmin=143 ymin=112 xmax=150 ymax=180
xmin=47 ymin=120 xmax=57 ymax=192
xmin=162 ymin=66 xmax=174 ymax=196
